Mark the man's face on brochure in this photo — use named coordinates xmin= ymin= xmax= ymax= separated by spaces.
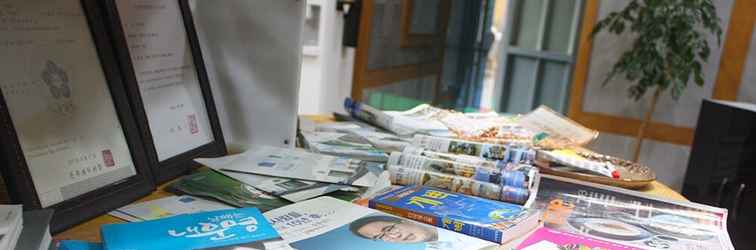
xmin=356 ymin=219 xmax=436 ymax=244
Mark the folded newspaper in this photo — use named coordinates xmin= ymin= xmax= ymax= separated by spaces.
xmin=345 ymin=98 xmax=453 ymax=137
xmin=535 ymin=175 xmax=734 ymax=250
xmin=264 ymin=196 xmax=498 ymax=250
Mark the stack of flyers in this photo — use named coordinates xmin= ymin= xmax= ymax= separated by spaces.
xmin=301 ymin=131 xmax=389 ymax=162
xmin=109 ymin=195 xmax=233 ymax=222
xmin=168 ymin=169 xmax=291 ymax=211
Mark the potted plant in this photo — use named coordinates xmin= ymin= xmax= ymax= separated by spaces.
xmin=592 ymin=0 xmax=723 ymax=162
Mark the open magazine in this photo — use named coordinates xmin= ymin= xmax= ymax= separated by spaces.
xmin=264 ymin=197 xmax=498 ymax=250
xmin=535 ymin=175 xmax=734 ymax=250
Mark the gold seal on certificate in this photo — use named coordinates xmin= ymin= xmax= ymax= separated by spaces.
xmin=0 ymin=0 xmax=154 ymax=233
xmin=104 ymin=0 xmax=226 ymax=183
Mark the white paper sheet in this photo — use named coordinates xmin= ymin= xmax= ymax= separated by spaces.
xmin=116 ymin=0 xmax=214 ymax=161
xmin=0 ymin=0 xmax=137 ymax=207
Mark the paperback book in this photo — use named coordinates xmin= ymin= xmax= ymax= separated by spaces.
xmin=516 ymin=227 xmax=641 ymax=250
xmin=101 ymin=208 xmax=292 ymax=250
xmin=369 ymin=185 xmax=540 ymax=244
xmin=535 ymin=175 xmax=734 ymax=250
xmin=264 ymin=196 xmax=497 ymax=250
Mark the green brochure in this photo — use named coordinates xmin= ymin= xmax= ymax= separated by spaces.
xmin=168 ymin=169 xmax=290 ymax=211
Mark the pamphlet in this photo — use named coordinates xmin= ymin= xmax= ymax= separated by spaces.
xmin=302 ymin=131 xmax=389 ymax=162
xmin=264 ymin=196 xmax=497 ymax=250
xmin=196 ymin=155 xmax=360 ymax=202
xmin=213 ymin=146 xmax=381 ymax=187
xmin=535 ymin=175 xmax=734 ymax=250
xmin=168 ymin=169 xmax=291 ymax=211
xmin=109 ymin=195 xmax=232 ymax=222
xmin=102 ymin=208 xmax=292 ymax=250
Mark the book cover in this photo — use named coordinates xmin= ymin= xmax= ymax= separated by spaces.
xmin=264 ymin=196 xmax=496 ymax=250
xmin=535 ymin=175 xmax=733 ymax=250
xmin=369 ymin=185 xmax=539 ymax=244
xmin=516 ymin=227 xmax=641 ymax=250
xmin=101 ymin=208 xmax=292 ymax=250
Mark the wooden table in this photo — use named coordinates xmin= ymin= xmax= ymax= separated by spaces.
xmin=54 ymin=115 xmax=689 ymax=243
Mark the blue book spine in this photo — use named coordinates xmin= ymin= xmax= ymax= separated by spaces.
xmin=370 ymin=186 xmax=530 ymax=244
xmin=101 ymin=208 xmax=282 ymax=250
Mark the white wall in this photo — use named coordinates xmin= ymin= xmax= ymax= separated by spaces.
xmin=583 ymin=0 xmax=734 ymax=190
xmin=190 ymin=0 xmax=303 ymax=149
xmin=298 ymin=0 xmax=354 ymax=115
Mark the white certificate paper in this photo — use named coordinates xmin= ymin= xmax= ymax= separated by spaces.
xmin=116 ymin=0 xmax=214 ymax=161
xmin=0 ymin=0 xmax=137 ymax=207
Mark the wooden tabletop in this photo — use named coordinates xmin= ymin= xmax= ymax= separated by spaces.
xmin=54 ymin=115 xmax=689 ymax=243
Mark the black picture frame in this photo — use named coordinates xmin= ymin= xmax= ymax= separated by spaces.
xmin=101 ymin=0 xmax=227 ymax=184
xmin=0 ymin=0 xmax=155 ymax=233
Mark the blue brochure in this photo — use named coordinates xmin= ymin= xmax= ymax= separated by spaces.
xmin=101 ymin=208 xmax=289 ymax=250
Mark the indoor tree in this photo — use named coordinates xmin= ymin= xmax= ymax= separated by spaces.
xmin=592 ymin=0 xmax=722 ymax=162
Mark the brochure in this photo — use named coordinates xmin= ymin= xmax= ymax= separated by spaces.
xmin=535 ymin=175 xmax=734 ymax=250
xmin=57 ymin=241 xmax=103 ymax=250
xmin=516 ymin=227 xmax=642 ymax=250
xmin=102 ymin=208 xmax=292 ymax=250
xmin=411 ymin=135 xmax=511 ymax=161
xmin=109 ymin=195 xmax=233 ymax=222
xmin=197 ymin=154 xmax=362 ymax=202
xmin=370 ymin=185 xmax=540 ymax=244
xmin=212 ymin=146 xmax=381 ymax=188
xmin=264 ymin=196 xmax=497 ymax=250
xmin=167 ymin=169 xmax=291 ymax=211
xmin=301 ymin=131 xmax=389 ymax=162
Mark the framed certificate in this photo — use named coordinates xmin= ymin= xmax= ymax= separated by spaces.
xmin=103 ymin=0 xmax=226 ymax=183
xmin=0 ymin=0 xmax=155 ymax=233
